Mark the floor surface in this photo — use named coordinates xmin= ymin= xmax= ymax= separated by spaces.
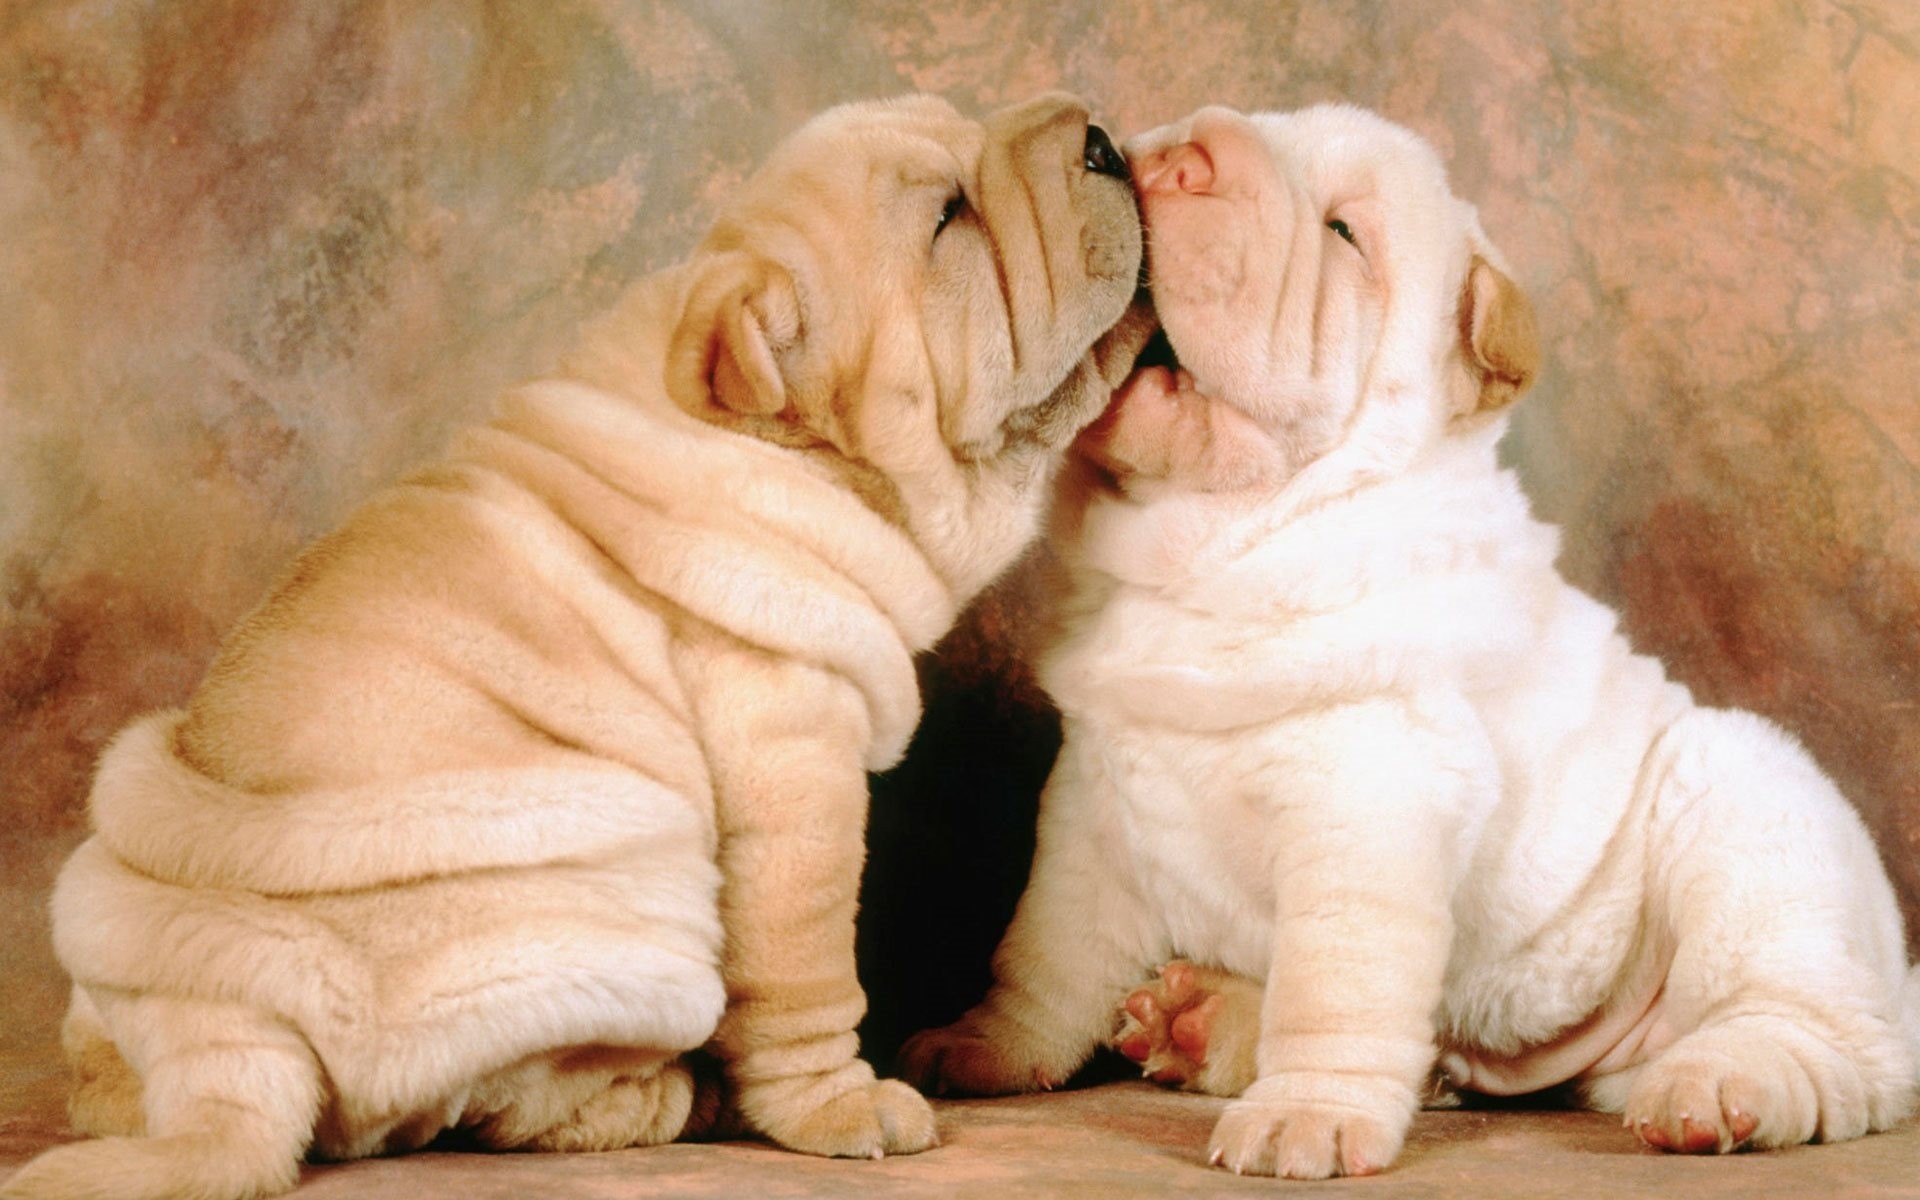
xmin=6 ymin=1052 xmax=1919 ymax=1199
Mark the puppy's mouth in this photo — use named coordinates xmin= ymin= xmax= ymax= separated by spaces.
xmin=1118 ymin=322 xmax=1208 ymax=402
xmin=1130 ymin=325 xmax=1179 ymax=375
xmin=1077 ymin=322 xmax=1209 ymax=489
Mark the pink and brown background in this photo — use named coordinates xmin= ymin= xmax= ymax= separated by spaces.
xmin=3 ymin=2 xmax=1917 ymax=1194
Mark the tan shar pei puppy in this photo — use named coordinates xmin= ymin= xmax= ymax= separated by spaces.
xmin=3 ymin=93 xmax=1148 ymax=1200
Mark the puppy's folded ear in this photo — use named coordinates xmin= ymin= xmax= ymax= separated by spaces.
xmin=1458 ymin=256 xmax=1539 ymax=413
xmin=668 ymin=251 xmax=802 ymax=416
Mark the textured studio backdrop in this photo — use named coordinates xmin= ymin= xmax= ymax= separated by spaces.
xmin=2 ymin=1 xmax=1916 ymax=1077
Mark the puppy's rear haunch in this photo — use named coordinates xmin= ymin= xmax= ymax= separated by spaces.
xmin=2 ymin=94 xmax=1148 ymax=1200
xmin=903 ymin=103 xmax=1919 ymax=1179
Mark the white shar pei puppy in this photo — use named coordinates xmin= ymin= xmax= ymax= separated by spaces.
xmin=3 ymin=94 xmax=1149 ymax=1200
xmin=902 ymin=103 xmax=1920 ymax=1178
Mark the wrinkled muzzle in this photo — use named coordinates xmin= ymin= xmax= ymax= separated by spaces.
xmin=938 ymin=94 xmax=1143 ymax=459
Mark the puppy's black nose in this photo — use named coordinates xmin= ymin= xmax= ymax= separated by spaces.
xmin=1084 ymin=125 xmax=1128 ymax=179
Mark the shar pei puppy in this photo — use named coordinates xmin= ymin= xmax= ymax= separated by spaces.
xmin=903 ymin=103 xmax=1918 ymax=1178
xmin=3 ymin=93 xmax=1148 ymax=1200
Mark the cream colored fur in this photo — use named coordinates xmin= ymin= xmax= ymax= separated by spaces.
xmin=3 ymin=93 xmax=1149 ymax=1200
xmin=903 ymin=103 xmax=1919 ymax=1179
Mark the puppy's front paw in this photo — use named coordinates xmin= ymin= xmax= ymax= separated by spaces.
xmin=757 ymin=1077 xmax=937 ymax=1160
xmin=1207 ymin=1074 xmax=1411 ymax=1178
xmin=899 ymin=1017 xmax=1066 ymax=1097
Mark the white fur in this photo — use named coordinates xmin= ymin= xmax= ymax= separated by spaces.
xmin=913 ymin=103 xmax=1919 ymax=1178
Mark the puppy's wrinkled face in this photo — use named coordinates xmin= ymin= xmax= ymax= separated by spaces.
xmin=1089 ymin=104 xmax=1536 ymax=496
xmin=665 ymin=93 xmax=1148 ymax=602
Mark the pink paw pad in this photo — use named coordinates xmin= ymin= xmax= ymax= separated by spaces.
xmin=1170 ymin=996 xmax=1221 ymax=1061
xmin=1114 ymin=961 xmax=1221 ymax=1088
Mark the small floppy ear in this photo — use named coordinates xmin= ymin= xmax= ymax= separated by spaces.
xmin=667 ymin=251 xmax=801 ymax=416
xmin=1458 ymin=255 xmax=1539 ymax=413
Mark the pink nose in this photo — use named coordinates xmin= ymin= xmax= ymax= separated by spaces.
xmin=1135 ymin=140 xmax=1215 ymax=196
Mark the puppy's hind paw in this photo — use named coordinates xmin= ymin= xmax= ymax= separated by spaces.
xmin=1619 ymin=1012 xmax=1896 ymax=1154
xmin=899 ymin=1018 xmax=1065 ymax=1097
xmin=1112 ymin=961 xmax=1260 ymax=1096
xmin=1627 ymin=1066 xmax=1767 ymax=1155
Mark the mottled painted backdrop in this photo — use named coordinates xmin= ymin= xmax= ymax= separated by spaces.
xmin=2 ymin=0 xmax=1916 ymax=1083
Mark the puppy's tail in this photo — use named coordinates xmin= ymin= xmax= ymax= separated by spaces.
xmin=0 ymin=1130 xmax=301 ymax=1200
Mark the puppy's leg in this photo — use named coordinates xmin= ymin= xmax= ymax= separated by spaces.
xmin=1113 ymin=961 xmax=1262 ymax=1096
xmin=1 ymin=990 xmax=320 ymax=1200
xmin=1621 ymin=710 xmax=1915 ymax=1153
xmin=1209 ymin=697 xmax=1485 ymax=1179
xmin=60 ymin=987 xmax=144 ymax=1139
xmin=687 ymin=642 xmax=935 ymax=1160
xmin=464 ymin=1047 xmax=704 ymax=1153
xmin=899 ymin=733 xmax=1166 ymax=1096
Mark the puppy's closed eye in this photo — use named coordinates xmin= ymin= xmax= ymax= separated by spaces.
xmin=935 ymin=191 xmax=967 ymax=240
